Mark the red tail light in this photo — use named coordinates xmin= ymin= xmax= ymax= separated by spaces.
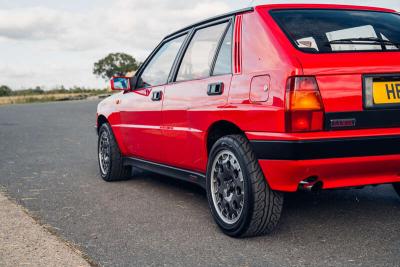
xmin=285 ymin=77 xmax=325 ymax=132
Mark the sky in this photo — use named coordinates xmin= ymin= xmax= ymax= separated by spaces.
xmin=0 ymin=0 xmax=399 ymax=90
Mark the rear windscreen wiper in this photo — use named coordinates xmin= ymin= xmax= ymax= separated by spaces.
xmin=326 ymin=37 xmax=400 ymax=48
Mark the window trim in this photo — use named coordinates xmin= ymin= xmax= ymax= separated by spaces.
xmin=132 ymin=31 xmax=190 ymax=90
xmin=170 ymin=17 xmax=233 ymax=83
xmin=164 ymin=7 xmax=252 ymax=39
xmin=210 ymin=20 xmax=233 ymax=76
xmin=269 ymin=8 xmax=400 ymax=54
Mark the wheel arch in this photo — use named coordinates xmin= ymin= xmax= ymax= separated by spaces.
xmin=97 ymin=114 xmax=109 ymax=133
xmin=206 ymin=120 xmax=245 ymax=155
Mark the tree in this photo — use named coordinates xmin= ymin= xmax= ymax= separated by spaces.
xmin=33 ymin=86 xmax=44 ymax=94
xmin=93 ymin=53 xmax=140 ymax=81
xmin=0 ymin=85 xmax=12 ymax=96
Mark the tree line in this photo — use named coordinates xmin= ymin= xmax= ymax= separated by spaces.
xmin=0 ymin=85 xmax=108 ymax=97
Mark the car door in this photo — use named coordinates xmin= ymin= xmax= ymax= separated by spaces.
xmin=162 ymin=20 xmax=233 ymax=171
xmin=118 ymin=34 xmax=188 ymax=162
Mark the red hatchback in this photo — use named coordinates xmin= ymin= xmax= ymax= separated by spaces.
xmin=96 ymin=4 xmax=400 ymax=237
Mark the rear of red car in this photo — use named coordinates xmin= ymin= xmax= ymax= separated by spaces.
xmin=249 ymin=5 xmax=400 ymax=192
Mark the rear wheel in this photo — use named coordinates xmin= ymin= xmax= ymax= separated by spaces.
xmin=206 ymin=134 xmax=284 ymax=237
xmin=393 ymin=183 xmax=400 ymax=198
xmin=98 ymin=123 xmax=131 ymax=182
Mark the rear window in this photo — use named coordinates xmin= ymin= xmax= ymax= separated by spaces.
xmin=270 ymin=9 xmax=400 ymax=53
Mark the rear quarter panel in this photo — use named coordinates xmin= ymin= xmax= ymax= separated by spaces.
xmin=226 ymin=8 xmax=302 ymax=133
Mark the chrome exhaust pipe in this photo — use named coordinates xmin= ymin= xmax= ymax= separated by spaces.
xmin=298 ymin=177 xmax=323 ymax=193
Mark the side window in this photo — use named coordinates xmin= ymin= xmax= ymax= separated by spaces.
xmin=138 ymin=34 xmax=187 ymax=88
xmin=176 ymin=22 xmax=228 ymax=82
xmin=212 ymin=23 xmax=233 ymax=76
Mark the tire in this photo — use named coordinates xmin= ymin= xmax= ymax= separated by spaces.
xmin=206 ymin=134 xmax=284 ymax=237
xmin=393 ymin=183 xmax=400 ymax=198
xmin=98 ymin=123 xmax=131 ymax=182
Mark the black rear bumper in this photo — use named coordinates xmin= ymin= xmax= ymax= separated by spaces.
xmin=250 ymin=135 xmax=400 ymax=160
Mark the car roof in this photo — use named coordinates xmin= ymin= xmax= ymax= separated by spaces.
xmin=257 ymin=3 xmax=396 ymax=13
xmin=164 ymin=4 xmax=397 ymax=40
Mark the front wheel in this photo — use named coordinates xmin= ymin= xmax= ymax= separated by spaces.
xmin=98 ymin=123 xmax=131 ymax=182
xmin=206 ymin=135 xmax=284 ymax=237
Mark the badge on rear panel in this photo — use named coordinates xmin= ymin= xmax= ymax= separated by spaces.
xmin=330 ymin=118 xmax=356 ymax=129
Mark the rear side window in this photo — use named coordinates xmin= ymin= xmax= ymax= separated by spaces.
xmin=213 ymin=23 xmax=233 ymax=76
xmin=138 ymin=34 xmax=187 ymax=88
xmin=270 ymin=9 xmax=400 ymax=53
xmin=176 ymin=22 xmax=228 ymax=81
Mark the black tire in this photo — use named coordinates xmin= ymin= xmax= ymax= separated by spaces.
xmin=206 ymin=134 xmax=284 ymax=237
xmin=393 ymin=183 xmax=400 ymax=198
xmin=98 ymin=123 xmax=131 ymax=182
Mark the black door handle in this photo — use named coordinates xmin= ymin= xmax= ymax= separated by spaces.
xmin=151 ymin=90 xmax=163 ymax=101
xmin=207 ymin=82 xmax=224 ymax=96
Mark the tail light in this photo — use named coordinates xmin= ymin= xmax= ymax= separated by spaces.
xmin=285 ymin=76 xmax=325 ymax=132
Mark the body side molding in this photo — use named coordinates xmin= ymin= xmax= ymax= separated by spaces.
xmin=123 ymin=157 xmax=206 ymax=188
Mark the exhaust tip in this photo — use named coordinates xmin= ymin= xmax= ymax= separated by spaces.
xmin=298 ymin=176 xmax=323 ymax=193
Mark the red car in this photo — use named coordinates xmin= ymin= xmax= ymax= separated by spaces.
xmin=97 ymin=4 xmax=400 ymax=237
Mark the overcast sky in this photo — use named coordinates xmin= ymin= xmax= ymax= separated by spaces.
xmin=0 ymin=0 xmax=399 ymax=90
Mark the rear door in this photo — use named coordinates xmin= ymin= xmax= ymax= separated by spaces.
xmin=118 ymin=34 xmax=187 ymax=162
xmin=161 ymin=20 xmax=233 ymax=171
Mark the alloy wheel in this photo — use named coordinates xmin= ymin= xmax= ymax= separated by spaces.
xmin=99 ymin=130 xmax=111 ymax=175
xmin=210 ymin=150 xmax=245 ymax=224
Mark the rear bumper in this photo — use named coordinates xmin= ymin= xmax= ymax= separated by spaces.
xmin=250 ymin=135 xmax=400 ymax=160
xmin=249 ymin=135 xmax=400 ymax=192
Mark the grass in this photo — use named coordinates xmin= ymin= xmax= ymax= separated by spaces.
xmin=0 ymin=92 xmax=111 ymax=105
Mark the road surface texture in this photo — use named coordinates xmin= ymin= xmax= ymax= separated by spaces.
xmin=0 ymin=190 xmax=90 ymax=267
xmin=0 ymin=100 xmax=399 ymax=267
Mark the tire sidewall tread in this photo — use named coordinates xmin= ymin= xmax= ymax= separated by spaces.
xmin=206 ymin=134 xmax=284 ymax=238
xmin=98 ymin=123 xmax=131 ymax=182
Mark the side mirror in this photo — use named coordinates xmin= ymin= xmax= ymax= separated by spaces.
xmin=110 ymin=77 xmax=130 ymax=91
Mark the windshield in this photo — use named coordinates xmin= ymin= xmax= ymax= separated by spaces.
xmin=270 ymin=9 xmax=400 ymax=53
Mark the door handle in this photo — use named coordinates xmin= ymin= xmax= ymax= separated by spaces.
xmin=207 ymin=82 xmax=224 ymax=96
xmin=151 ymin=90 xmax=163 ymax=101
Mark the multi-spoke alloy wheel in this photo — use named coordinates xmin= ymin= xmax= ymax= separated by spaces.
xmin=97 ymin=123 xmax=131 ymax=182
xmin=99 ymin=130 xmax=111 ymax=175
xmin=206 ymin=135 xmax=284 ymax=237
xmin=210 ymin=150 xmax=244 ymax=224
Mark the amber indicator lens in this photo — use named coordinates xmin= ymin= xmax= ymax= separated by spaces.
xmin=285 ymin=77 xmax=325 ymax=132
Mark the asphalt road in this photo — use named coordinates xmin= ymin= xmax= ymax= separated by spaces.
xmin=0 ymin=100 xmax=399 ymax=267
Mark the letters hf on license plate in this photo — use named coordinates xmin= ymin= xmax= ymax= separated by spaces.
xmin=373 ymin=81 xmax=400 ymax=104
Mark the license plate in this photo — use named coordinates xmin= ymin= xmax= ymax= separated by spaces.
xmin=373 ymin=81 xmax=400 ymax=105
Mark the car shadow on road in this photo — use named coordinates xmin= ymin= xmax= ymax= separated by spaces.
xmin=131 ymin=169 xmax=207 ymax=196
xmin=130 ymin=171 xmax=400 ymax=239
